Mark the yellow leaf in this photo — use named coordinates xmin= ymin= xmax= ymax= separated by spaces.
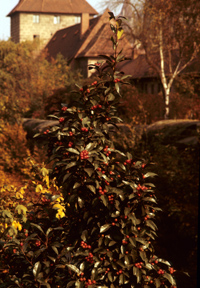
xmin=117 ymin=28 xmax=124 ymax=40
xmin=35 ymin=184 xmax=43 ymax=193
xmin=16 ymin=192 xmax=23 ymax=199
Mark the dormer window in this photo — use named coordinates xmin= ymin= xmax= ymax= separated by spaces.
xmin=33 ymin=15 xmax=40 ymax=23
xmin=54 ymin=16 xmax=60 ymax=24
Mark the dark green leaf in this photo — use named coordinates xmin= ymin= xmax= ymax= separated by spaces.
xmin=163 ymin=273 xmax=176 ymax=285
xmin=84 ymin=168 xmax=94 ymax=177
xmin=66 ymin=264 xmax=80 ymax=274
xmin=33 ymin=261 xmax=41 ymax=278
xmin=87 ymin=185 xmax=96 ymax=194
xmin=67 ymin=148 xmax=80 ymax=155
xmin=100 ymin=224 xmax=111 ymax=233
xmin=30 ymin=223 xmax=45 ymax=234
xmin=65 ymin=162 xmax=77 ymax=170
xmin=81 ymin=230 xmax=88 ymax=242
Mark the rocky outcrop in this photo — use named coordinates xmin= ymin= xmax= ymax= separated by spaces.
xmin=144 ymin=119 xmax=200 ymax=148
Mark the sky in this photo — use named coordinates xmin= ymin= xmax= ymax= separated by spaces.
xmin=0 ymin=0 xmax=109 ymax=40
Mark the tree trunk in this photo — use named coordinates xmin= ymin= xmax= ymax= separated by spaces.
xmin=164 ymin=87 xmax=170 ymax=119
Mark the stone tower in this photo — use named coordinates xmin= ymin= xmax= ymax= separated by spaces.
xmin=7 ymin=0 xmax=97 ymax=45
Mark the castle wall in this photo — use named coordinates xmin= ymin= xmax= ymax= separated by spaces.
xmin=13 ymin=13 xmax=81 ymax=45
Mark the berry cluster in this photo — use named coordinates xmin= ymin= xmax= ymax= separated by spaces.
xmin=91 ymin=80 xmax=97 ymax=86
xmin=157 ymin=269 xmax=165 ymax=275
xmin=35 ymin=240 xmax=41 ymax=247
xmin=114 ymin=78 xmax=121 ymax=83
xmin=80 ymin=150 xmax=89 ymax=160
xmin=43 ymin=129 xmax=49 ymax=134
xmin=56 ymin=141 xmax=63 ymax=146
xmin=85 ymin=252 xmax=93 ymax=263
xmin=122 ymin=239 xmax=128 ymax=245
xmin=69 ymin=131 xmax=73 ymax=136
xmin=81 ymin=127 xmax=88 ymax=132
xmin=68 ymin=141 xmax=73 ymax=147
xmin=137 ymin=184 xmax=148 ymax=191
xmin=98 ymin=187 xmax=107 ymax=195
xmin=104 ymin=145 xmax=112 ymax=157
xmin=85 ymin=279 xmax=96 ymax=287
xmin=81 ymin=241 xmax=91 ymax=249
xmin=91 ymin=104 xmax=102 ymax=110
xmin=169 ymin=267 xmax=176 ymax=274
xmin=108 ymin=194 xmax=114 ymax=204
xmin=135 ymin=262 xmax=143 ymax=269
xmin=61 ymin=106 xmax=67 ymax=111
xmin=59 ymin=117 xmax=65 ymax=123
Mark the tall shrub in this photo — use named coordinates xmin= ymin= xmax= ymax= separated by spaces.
xmin=0 ymin=13 xmax=178 ymax=288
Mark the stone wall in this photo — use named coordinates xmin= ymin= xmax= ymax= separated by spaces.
xmin=11 ymin=12 xmax=81 ymax=45
xmin=10 ymin=14 xmax=20 ymax=43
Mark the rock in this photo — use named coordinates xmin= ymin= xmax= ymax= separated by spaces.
xmin=144 ymin=119 xmax=200 ymax=148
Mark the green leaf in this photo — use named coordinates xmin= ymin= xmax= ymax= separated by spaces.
xmin=73 ymin=182 xmax=81 ymax=189
xmin=63 ymin=173 xmax=72 ymax=183
xmin=66 ymin=264 xmax=80 ymax=274
xmin=87 ymin=185 xmax=96 ymax=194
xmin=143 ymin=197 xmax=157 ymax=204
xmin=67 ymin=148 xmax=80 ymax=155
xmin=30 ymin=223 xmax=45 ymax=234
xmin=101 ymin=194 xmax=108 ymax=207
xmin=78 ymin=197 xmax=84 ymax=208
xmin=163 ymin=273 xmax=176 ymax=285
xmin=139 ymin=250 xmax=147 ymax=262
xmin=119 ymin=273 xmax=124 ymax=285
xmin=33 ymin=261 xmax=41 ymax=278
xmin=81 ymin=230 xmax=88 ymax=242
xmin=108 ymin=271 xmax=113 ymax=282
xmin=84 ymin=168 xmax=94 ymax=177
xmin=144 ymin=172 xmax=157 ymax=178
xmin=129 ymin=237 xmax=136 ymax=247
xmin=107 ymin=93 xmax=115 ymax=101
xmin=100 ymin=224 xmax=111 ymax=233
xmin=51 ymin=245 xmax=58 ymax=255
xmin=65 ymin=162 xmax=77 ymax=170
xmin=155 ymin=278 xmax=161 ymax=288
xmin=145 ymin=220 xmax=158 ymax=231
xmin=109 ymin=240 xmax=116 ymax=246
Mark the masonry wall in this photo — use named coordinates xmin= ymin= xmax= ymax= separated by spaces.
xmin=12 ymin=12 xmax=81 ymax=45
xmin=10 ymin=14 xmax=20 ymax=43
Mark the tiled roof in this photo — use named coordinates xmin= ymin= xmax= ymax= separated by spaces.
xmin=117 ymin=52 xmax=200 ymax=79
xmin=7 ymin=0 xmax=97 ymax=16
xmin=46 ymin=9 xmax=133 ymax=63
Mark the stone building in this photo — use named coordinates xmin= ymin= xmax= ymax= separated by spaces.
xmin=45 ymin=9 xmax=133 ymax=78
xmin=7 ymin=0 xmax=97 ymax=46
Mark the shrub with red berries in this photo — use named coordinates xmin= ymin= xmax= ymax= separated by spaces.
xmin=0 ymin=12 xmax=178 ymax=288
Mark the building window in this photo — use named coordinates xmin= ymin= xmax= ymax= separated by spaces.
xmin=75 ymin=16 xmax=81 ymax=24
xmin=54 ymin=16 xmax=60 ymax=24
xmin=33 ymin=35 xmax=40 ymax=40
xmin=33 ymin=15 xmax=40 ymax=23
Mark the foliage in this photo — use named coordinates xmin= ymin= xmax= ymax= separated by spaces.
xmin=106 ymin=0 xmax=200 ymax=119
xmin=0 ymin=13 xmax=178 ymax=288
xmin=0 ymin=123 xmax=30 ymax=173
xmin=0 ymin=40 xmax=82 ymax=123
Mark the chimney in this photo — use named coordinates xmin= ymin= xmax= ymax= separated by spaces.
xmin=81 ymin=13 xmax=89 ymax=37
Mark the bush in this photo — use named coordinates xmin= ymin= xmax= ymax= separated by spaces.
xmin=0 ymin=13 xmax=178 ymax=288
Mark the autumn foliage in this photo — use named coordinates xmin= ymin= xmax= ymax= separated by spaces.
xmin=0 ymin=13 xmax=178 ymax=288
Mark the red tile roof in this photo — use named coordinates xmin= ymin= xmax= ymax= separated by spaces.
xmin=7 ymin=0 xmax=97 ymax=16
xmin=117 ymin=52 xmax=200 ymax=79
xmin=45 ymin=9 xmax=133 ymax=63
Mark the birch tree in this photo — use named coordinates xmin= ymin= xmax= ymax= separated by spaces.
xmin=105 ymin=0 xmax=200 ymax=119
